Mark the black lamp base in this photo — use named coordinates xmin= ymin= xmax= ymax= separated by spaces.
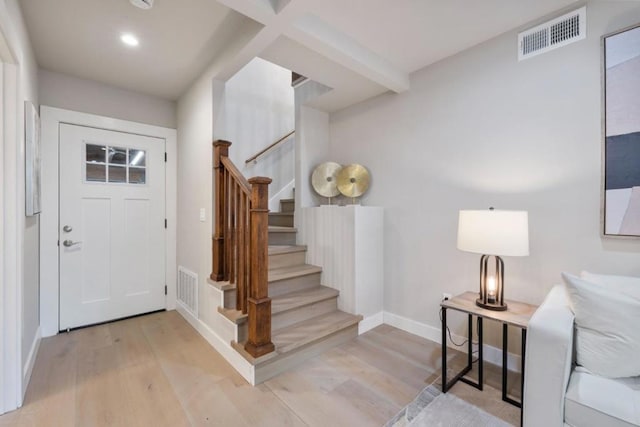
xmin=476 ymin=298 xmax=508 ymax=311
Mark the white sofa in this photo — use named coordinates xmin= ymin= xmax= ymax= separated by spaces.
xmin=523 ymin=284 xmax=640 ymax=427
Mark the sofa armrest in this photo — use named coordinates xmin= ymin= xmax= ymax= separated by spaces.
xmin=523 ymin=284 xmax=575 ymax=427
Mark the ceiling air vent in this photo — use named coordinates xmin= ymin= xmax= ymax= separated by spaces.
xmin=518 ymin=6 xmax=586 ymax=61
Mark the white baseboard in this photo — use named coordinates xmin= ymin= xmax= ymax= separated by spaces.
xmin=382 ymin=311 xmax=522 ymax=373
xmin=22 ymin=326 xmax=42 ymax=403
xmin=175 ymin=302 xmax=255 ymax=384
xmin=358 ymin=311 xmax=384 ymax=335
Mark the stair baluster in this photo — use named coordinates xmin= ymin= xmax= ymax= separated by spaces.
xmin=211 ymin=140 xmax=274 ymax=358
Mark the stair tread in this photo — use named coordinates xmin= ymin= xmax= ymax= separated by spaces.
xmin=269 ymin=264 xmax=322 ymax=282
xmin=269 ymin=212 xmax=294 ymax=217
xmin=279 ymin=198 xmax=294 ymax=203
xmin=271 ymin=286 xmax=338 ymax=314
xmin=269 ymin=226 xmax=297 ymax=233
xmin=218 ymin=306 xmax=247 ymax=324
xmin=272 ymin=310 xmax=362 ymax=354
xmin=268 ymin=245 xmax=306 ymax=255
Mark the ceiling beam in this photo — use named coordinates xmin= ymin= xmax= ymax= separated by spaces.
xmin=286 ymin=15 xmax=409 ymax=93
xmin=214 ymin=0 xmax=409 ymax=93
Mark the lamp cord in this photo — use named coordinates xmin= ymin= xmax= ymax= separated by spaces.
xmin=439 ymin=305 xmax=480 ymax=364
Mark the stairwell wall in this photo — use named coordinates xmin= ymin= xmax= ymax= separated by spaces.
xmin=220 ymin=57 xmax=295 ymax=206
xmin=327 ymin=1 xmax=640 ymax=353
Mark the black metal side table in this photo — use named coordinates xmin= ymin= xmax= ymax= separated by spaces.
xmin=440 ymin=292 xmax=537 ymax=425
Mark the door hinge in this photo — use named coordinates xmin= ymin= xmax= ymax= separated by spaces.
xmin=164 ymin=219 xmax=167 ymax=229
xmin=165 ymin=285 xmax=167 ymax=295
xmin=164 ymin=152 xmax=167 ymax=162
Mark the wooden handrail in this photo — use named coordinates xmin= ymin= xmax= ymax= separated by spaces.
xmin=221 ymin=157 xmax=251 ymax=195
xmin=211 ymin=139 xmax=274 ymax=358
xmin=245 ymin=130 xmax=295 ymax=164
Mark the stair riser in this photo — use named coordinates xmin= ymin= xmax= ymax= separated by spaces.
xmin=268 ymin=215 xmax=294 ymax=227
xmin=269 ymin=251 xmax=306 ymax=270
xmin=269 ymin=272 xmax=321 ymax=297
xmin=272 ymin=297 xmax=338 ymax=332
xmin=224 ymin=289 xmax=236 ymax=309
xmin=238 ymin=324 xmax=247 ymax=344
xmin=268 ymin=231 xmax=296 ymax=245
xmin=280 ymin=200 xmax=294 ymax=213
xmin=254 ymin=325 xmax=359 ymax=384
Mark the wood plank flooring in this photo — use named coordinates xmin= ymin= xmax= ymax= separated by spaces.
xmin=0 ymin=311 xmax=519 ymax=426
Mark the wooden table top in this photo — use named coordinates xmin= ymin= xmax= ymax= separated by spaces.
xmin=440 ymin=291 xmax=538 ymax=329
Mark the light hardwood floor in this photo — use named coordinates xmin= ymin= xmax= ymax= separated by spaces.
xmin=0 ymin=311 xmax=520 ymax=426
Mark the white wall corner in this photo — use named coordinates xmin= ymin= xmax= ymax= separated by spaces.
xmin=382 ymin=311 xmax=522 ymax=373
xmin=21 ymin=326 xmax=41 ymax=402
xmin=358 ymin=311 xmax=384 ymax=335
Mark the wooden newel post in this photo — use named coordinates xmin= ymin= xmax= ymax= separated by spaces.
xmin=211 ymin=140 xmax=231 ymax=282
xmin=245 ymin=176 xmax=275 ymax=358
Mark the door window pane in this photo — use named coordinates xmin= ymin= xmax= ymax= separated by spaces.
xmin=108 ymin=165 xmax=127 ymax=183
xmin=129 ymin=149 xmax=146 ymax=167
xmin=86 ymin=144 xmax=106 ymax=163
xmin=85 ymin=144 xmax=149 ymax=185
xmin=108 ymin=147 xmax=127 ymax=165
xmin=129 ymin=167 xmax=146 ymax=184
xmin=86 ymin=163 xmax=106 ymax=182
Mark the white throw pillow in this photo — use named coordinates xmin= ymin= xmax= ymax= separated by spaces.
xmin=580 ymin=271 xmax=640 ymax=299
xmin=562 ymin=272 xmax=640 ymax=378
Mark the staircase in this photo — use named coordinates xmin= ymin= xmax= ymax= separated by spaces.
xmin=218 ymin=197 xmax=362 ymax=384
xmin=210 ymin=140 xmax=361 ymax=384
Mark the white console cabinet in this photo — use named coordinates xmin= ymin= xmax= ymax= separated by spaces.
xmin=299 ymin=205 xmax=383 ymax=332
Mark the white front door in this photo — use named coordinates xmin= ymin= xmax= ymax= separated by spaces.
xmin=59 ymin=124 xmax=166 ymax=330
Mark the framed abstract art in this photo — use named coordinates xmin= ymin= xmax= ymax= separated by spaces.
xmin=603 ymin=23 xmax=640 ymax=236
xmin=25 ymin=100 xmax=41 ymax=216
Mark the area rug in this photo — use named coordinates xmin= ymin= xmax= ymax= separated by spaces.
xmin=385 ymin=384 xmax=512 ymax=427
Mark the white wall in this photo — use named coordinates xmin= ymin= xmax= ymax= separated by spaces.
xmin=0 ymin=0 xmax=40 ymax=411
xmin=328 ymin=1 xmax=640 ymax=350
xmin=221 ymin=57 xmax=294 ymax=204
xmin=294 ymin=80 xmax=332 ymax=212
xmin=39 ymin=69 xmax=176 ymax=128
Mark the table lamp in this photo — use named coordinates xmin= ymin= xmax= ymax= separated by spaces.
xmin=457 ymin=208 xmax=529 ymax=311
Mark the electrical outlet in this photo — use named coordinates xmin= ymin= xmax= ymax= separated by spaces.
xmin=442 ymin=292 xmax=452 ymax=301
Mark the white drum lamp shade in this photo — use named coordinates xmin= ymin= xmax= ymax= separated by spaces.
xmin=457 ymin=210 xmax=529 ymax=257
xmin=457 ymin=209 xmax=529 ymax=311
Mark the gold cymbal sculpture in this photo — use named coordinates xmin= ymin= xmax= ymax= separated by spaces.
xmin=337 ymin=164 xmax=370 ymax=203
xmin=311 ymin=162 xmax=343 ymax=204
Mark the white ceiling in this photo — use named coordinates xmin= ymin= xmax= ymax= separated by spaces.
xmin=20 ymin=0 xmax=581 ymax=108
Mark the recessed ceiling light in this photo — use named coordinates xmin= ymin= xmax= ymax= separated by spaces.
xmin=130 ymin=0 xmax=154 ymax=9
xmin=121 ymin=33 xmax=139 ymax=47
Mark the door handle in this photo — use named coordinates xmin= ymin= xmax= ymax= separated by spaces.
xmin=63 ymin=240 xmax=82 ymax=247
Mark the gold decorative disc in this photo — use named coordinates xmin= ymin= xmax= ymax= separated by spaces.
xmin=311 ymin=162 xmax=343 ymax=198
xmin=337 ymin=164 xmax=370 ymax=198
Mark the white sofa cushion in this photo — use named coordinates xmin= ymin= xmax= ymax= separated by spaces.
xmin=565 ymin=368 xmax=640 ymax=427
xmin=562 ymin=273 xmax=640 ymax=378
xmin=580 ymin=271 xmax=640 ymax=299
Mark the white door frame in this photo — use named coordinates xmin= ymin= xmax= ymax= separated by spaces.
xmin=40 ymin=106 xmax=177 ymax=337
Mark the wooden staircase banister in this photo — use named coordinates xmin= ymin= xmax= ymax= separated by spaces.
xmin=211 ymin=139 xmax=274 ymax=358
xmin=221 ymin=157 xmax=251 ymax=195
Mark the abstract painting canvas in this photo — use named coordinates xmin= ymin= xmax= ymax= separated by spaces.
xmin=25 ymin=100 xmax=41 ymax=216
xmin=603 ymin=24 xmax=640 ymax=236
